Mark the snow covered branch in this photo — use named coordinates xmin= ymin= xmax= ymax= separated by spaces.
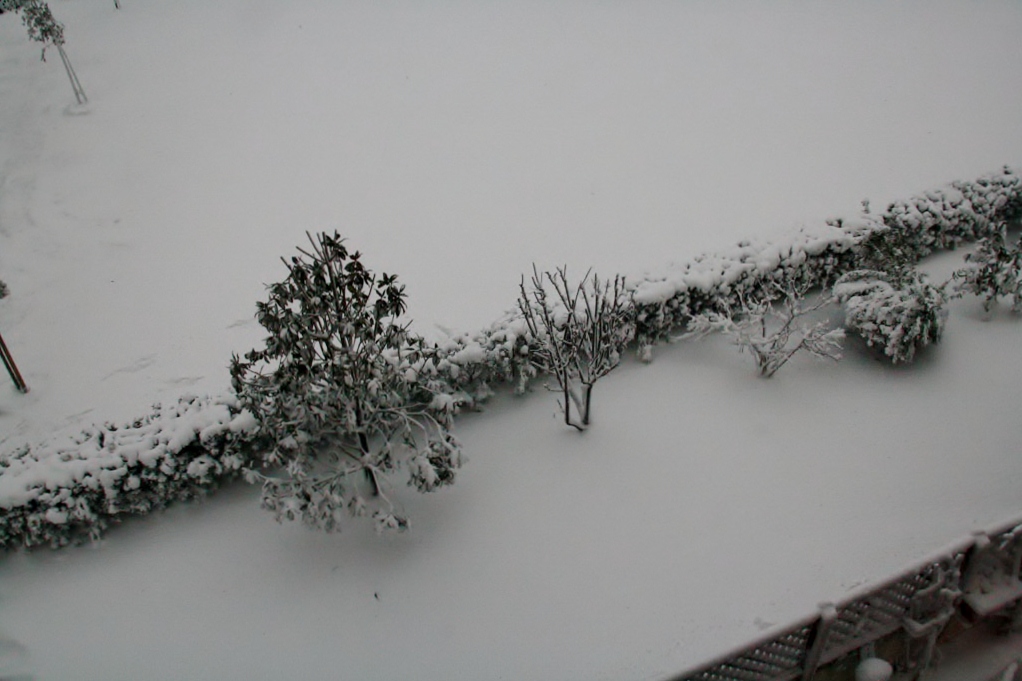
xmin=682 ymin=280 xmax=844 ymax=378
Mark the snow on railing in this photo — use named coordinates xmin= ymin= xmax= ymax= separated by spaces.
xmin=664 ymin=512 xmax=1022 ymax=681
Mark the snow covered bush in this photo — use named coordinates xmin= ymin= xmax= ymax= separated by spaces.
xmin=952 ymin=226 xmax=1022 ymax=313
xmin=0 ymin=394 xmax=257 ymax=550
xmin=230 ymin=232 xmax=462 ymax=533
xmin=517 ymin=266 xmax=633 ymax=431
xmin=0 ymin=279 xmax=8 ymax=299
xmin=833 ymin=269 xmax=948 ymax=364
xmin=630 ymin=167 xmax=1022 ymax=359
xmin=682 ymin=279 xmax=844 ymax=378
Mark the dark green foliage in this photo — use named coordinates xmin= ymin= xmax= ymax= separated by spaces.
xmin=230 ymin=232 xmax=462 ymax=532
xmin=854 ymin=226 xmax=920 ymax=283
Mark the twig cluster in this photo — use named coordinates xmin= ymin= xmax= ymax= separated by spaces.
xmin=518 ymin=266 xmax=633 ymax=430
xmin=683 ymin=280 xmax=844 ymax=378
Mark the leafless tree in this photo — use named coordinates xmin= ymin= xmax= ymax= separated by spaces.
xmin=518 ymin=265 xmax=633 ymax=431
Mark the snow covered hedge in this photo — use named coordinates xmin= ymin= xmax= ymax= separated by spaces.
xmin=1 ymin=166 xmax=1019 ymax=550
xmin=627 ymin=167 xmax=1021 ymax=355
xmin=0 ymin=395 xmax=258 ymax=550
xmin=430 ymin=167 xmax=1021 ymax=384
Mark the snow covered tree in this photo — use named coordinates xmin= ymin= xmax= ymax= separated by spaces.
xmin=0 ymin=279 xmax=8 ymax=299
xmin=1 ymin=0 xmax=87 ymax=103
xmin=517 ymin=265 xmax=633 ymax=431
xmin=231 ymin=232 xmax=462 ymax=533
xmin=834 ymin=269 xmax=948 ymax=364
xmin=682 ymin=280 xmax=844 ymax=378
xmin=952 ymin=227 xmax=1022 ymax=313
xmin=0 ymin=0 xmax=63 ymax=57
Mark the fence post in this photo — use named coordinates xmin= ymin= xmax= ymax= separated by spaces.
xmin=962 ymin=532 xmax=992 ymax=592
xmin=801 ymin=602 xmax=838 ymax=681
xmin=0 ymin=330 xmax=28 ymax=393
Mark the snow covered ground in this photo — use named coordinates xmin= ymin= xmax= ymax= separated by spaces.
xmin=1 ymin=2 xmax=1022 ymax=680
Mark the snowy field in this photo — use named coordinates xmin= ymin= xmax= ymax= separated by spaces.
xmin=1 ymin=2 xmax=1022 ymax=680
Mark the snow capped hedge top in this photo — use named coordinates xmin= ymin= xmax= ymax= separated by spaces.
xmin=631 ymin=218 xmax=872 ymax=306
xmin=0 ymin=394 xmax=255 ymax=511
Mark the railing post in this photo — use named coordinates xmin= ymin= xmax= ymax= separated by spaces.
xmin=961 ymin=531 xmax=992 ymax=593
xmin=0 ymin=330 xmax=28 ymax=393
xmin=801 ymin=602 xmax=838 ymax=681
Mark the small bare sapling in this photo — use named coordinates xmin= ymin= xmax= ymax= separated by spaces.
xmin=518 ymin=266 xmax=634 ymax=431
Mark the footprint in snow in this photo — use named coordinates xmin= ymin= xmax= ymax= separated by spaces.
xmin=101 ymin=354 xmax=157 ymax=381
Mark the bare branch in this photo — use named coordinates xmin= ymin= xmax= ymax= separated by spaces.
xmin=681 ymin=280 xmax=843 ymax=378
xmin=517 ymin=265 xmax=634 ymax=429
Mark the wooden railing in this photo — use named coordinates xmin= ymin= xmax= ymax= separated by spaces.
xmin=665 ymin=513 xmax=1022 ymax=680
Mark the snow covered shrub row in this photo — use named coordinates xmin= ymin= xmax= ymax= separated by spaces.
xmin=834 ymin=270 xmax=949 ymax=364
xmin=628 ymin=166 xmax=1021 ymax=356
xmin=2 ymin=167 xmax=1019 ymax=547
xmin=629 ymin=219 xmax=869 ymax=354
xmin=0 ymin=394 xmax=258 ymax=550
xmin=423 ymin=168 xmax=1022 ymax=392
xmin=873 ymin=170 xmax=1022 ymax=266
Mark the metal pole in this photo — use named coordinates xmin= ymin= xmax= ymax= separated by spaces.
xmin=57 ymin=44 xmax=87 ymax=105
xmin=0 ymin=330 xmax=28 ymax=393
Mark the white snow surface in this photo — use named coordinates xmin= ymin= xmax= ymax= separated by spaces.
xmin=1 ymin=2 xmax=1022 ymax=680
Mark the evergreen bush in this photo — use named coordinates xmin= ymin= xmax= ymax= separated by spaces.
xmin=230 ymin=232 xmax=462 ymax=533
